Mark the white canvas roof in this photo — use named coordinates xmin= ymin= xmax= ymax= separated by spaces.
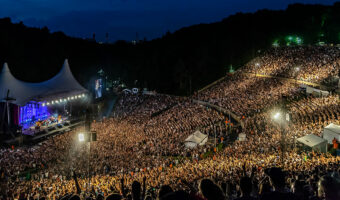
xmin=185 ymin=134 xmax=202 ymax=144
xmin=185 ymin=130 xmax=208 ymax=148
xmin=297 ymin=134 xmax=327 ymax=147
xmin=306 ymin=86 xmax=329 ymax=96
xmin=324 ymin=123 xmax=340 ymax=135
xmin=0 ymin=59 xmax=87 ymax=106
xmin=192 ymin=130 xmax=207 ymax=141
xmin=323 ymin=123 xmax=340 ymax=144
xmin=238 ymin=133 xmax=246 ymax=141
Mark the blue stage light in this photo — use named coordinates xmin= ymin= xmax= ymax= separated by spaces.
xmin=19 ymin=102 xmax=50 ymax=125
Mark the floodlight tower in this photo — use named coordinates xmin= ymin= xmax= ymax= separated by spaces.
xmin=272 ymin=108 xmax=290 ymax=167
xmin=295 ymin=67 xmax=300 ymax=86
xmin=255 ymin=62 xmax=260 ymax=77
xmin=78 ymin=108 xmax=96 ymax=193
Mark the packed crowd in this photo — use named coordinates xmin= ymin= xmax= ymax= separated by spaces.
xmin=0 ymin=46 xmax=340 ymax=200
xmin=244 ymin=46 xmax=340 ymax=84
xmin=113 ymin=94 xmax=181 ymax=123
xmin=1 ymin=98 xmax=226 ymax=199
xmin=195 ymin=74 xmax=301 ymax=116
xmin=2 ymin=137 xmax=339 ymax=200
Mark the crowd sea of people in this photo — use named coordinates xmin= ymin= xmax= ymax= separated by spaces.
xmin=1 ymin=46 xmax=340 ymax=200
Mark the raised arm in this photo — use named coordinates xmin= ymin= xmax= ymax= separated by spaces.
xmin=72 ymin=171 xmax=81 ymax=195
xmin=142 ymin=176 xmax=146 ymax=200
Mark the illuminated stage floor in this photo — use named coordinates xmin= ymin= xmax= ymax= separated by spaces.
xmin=22 ymin=119 xmax=69 ymax=136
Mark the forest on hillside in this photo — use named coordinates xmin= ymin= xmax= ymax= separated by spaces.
xmin=1 ymin=3 xmax=340 ymax=95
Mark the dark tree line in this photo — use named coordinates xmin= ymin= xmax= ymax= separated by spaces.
xmin=1 ymin=3 xmax=340 ymax=95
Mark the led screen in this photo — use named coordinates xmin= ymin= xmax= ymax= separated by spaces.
xmin=95 ymin=79 xmax=102 ymax=98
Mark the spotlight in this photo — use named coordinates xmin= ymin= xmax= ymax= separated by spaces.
xmin=71 ymin=97 xmax=74 ymax=100
xmin=59 ymin=99 xmax=62 ymax=102
xmin=78 ymin=133 xmax=85 ymax=142
xmin=64 ymin=99 xmax=67 ymax=102
xmin=42 ymin=103 xmax=45 ymax=106
xmin=52 ymin=101 xmax=54 ymax=104
xmin=47 ymin=102 xmax=50 ymax=105
xmin=82 ymin=94 xmax=85 ymax=97
xmin=78 ymin=95 xmax=81 ymax=98
xmin=67 ymin=97 xmax=70 ymax=100
xmin=273 ymin=112 xmax=281 ymax=120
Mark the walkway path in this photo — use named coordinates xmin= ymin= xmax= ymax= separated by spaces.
xmin=193 ymin=99 xmax=244 ymax=129
xmin=198 ymin=72 xmax=329 ymax=95
xmin=243 ymin=73 xmax=329 ymax=89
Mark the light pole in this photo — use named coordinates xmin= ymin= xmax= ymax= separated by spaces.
xmin=255 ymin=62 xmax=260 ymax=77
xmin=295 ymin=67 xmax=300 ymax=86
xmin=78 ymin=132 xmax=92 ymax=193
xmin=87 ymin=140 xmax=91 ymax=192
xmin=228 ymin=112 xmax=232 ymax=136
xmin=214 ymin=125 xmax=217 ymax=148
xmin=272 ymin=110 xmax=289 ymax=167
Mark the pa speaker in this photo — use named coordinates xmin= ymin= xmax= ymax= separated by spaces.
xmin=90 ymin=131 xmax=97 ymax=142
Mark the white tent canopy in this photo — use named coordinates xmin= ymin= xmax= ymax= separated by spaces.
xmin=238 ymin=133 xmax=246 ymax=141
xmin=323 ymin=123 xmax=340 ymax=144
xmin=0 ymin=59 xmax=87 ymax=106
xmin=297 ymin=134 xmax=328 ymax=153
xmin=306 ymin=86 xmax=329 ymax=97
xmin=184 ymin=130 xmax=208 ymax=149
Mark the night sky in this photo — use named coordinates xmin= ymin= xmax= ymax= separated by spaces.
xmin=0 ymin=0 xmax=338 ymax=42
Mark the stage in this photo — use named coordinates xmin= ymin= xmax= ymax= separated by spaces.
xmin=22 ymin=116 xmax=69 ymax=136
xmin=0 ymin=59 xmax=89 ymax=141
xmin=4 ymin=119 xmax=84 ymax=145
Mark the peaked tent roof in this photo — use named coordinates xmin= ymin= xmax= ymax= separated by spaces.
xmin=0 ymin=63 xmax=41 ymax=105
xmin=324 ymin=123 xmax=340 ymax=135
xmin=185 ymin=130 xmax=208 ymax=145
xmin=0 ymin=59 xmax=87 ymax=106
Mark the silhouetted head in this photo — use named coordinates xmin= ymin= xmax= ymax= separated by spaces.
xmin=160 ymin=190 xmax=190 ymax=200
xmin=318 ymin=175 xmax=340 ymax=200
xmin=132 ymin=181 xmax=141 ymax=200
xmin=239 ymin=176 xmax=252 ymax=196
xmin=69 ymin=195 xmax=81 ymax=200
xmin=105 ymin=193 xmax=123 ymax=200
xmin=158 ymin=185 xmax=173 ymax=199
xmin=265 ymin=167 xmax=286 ymax=189
xmin=199 ymin=179 xmax=225 ymax=200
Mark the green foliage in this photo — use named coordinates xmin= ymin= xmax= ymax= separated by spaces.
xmin=229 ymin=65 xmax=235 ymax=73
xmin=284 ymin=35 xmax=303 ymax=45
xmin=217 ymin=143 xmax=224 ymax=151
xmin=328 ymin=147 xmax=337 ymax=156
xmin=203 ymin=151 xmax=213 ymax=158
xmin=272 ymin=39 xmax=279 ymax=47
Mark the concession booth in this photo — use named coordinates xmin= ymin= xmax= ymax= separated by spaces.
xmin=297 ymin=134 xmax=328 ymax=153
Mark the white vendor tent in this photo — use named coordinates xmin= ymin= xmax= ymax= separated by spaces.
xmin=306 ymin=86 xmax=329 ymax=97
xmin=323 ymin=123 xmax=340 ymax=144
xmin=184 ymin=130 xmax=208 ymax=148
xmin=297 ymin=134 xmax=328 ymax=153
xmin=0 ymin=59 xmax=87 ymax=106
xmin=238 ymin=133 xmax=247 ymax=141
